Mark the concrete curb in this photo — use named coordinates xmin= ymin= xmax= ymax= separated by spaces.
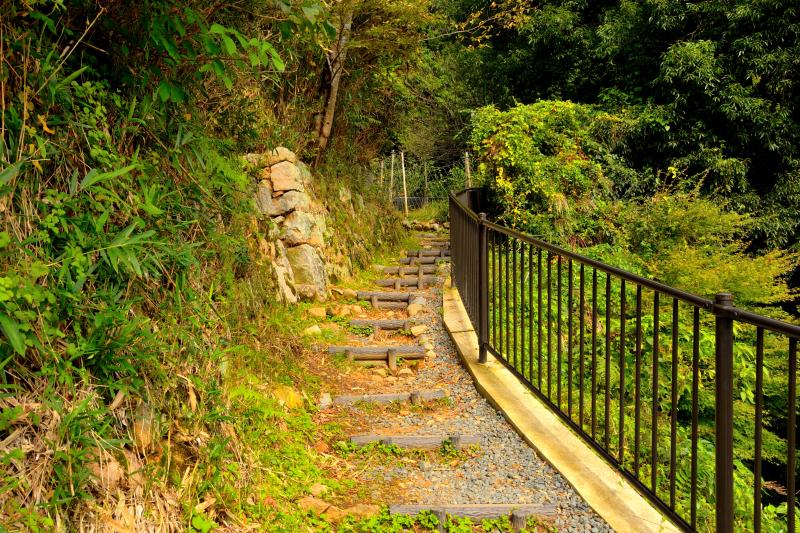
xmin=442 ymin=280 xmax=680 ymax=533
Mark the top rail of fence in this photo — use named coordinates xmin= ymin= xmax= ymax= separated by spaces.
xmin=449 ymin=188 xmax=800 ymax=339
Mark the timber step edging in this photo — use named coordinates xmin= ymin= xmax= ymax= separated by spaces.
xmin=356 ymin=290 xmax=424 ymax=302
xmin=375 ymin=276 xmax=441 ymax=289
xmin=382 ymin=265 xmax=438 ymax=275
xmin=349 ymin=318 xmax=416 ymax=330
xmin=399 ymin=256 xmax=450 ymax=265
xmin=405 ymin=249 xmax=451 ymax=257
xmin=349 ymin=433 xmax=480 ymax=449
xmin=327 ymin=345 xmax=426 ymax=357
xmin=327 ymin=390 xmax=446 ymax=406
xmin=389 ymin=504 xmax=558 ymax=531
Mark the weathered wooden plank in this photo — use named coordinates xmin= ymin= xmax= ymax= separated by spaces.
xmin=382 ymin=265 xmax=437 ymax=275
xmin=349 ymin=319 xmax=413 ymax=330
xmin=375 ymin=276 xmax=440 ymax=288
xmin=399 ymin=256 xmax=450 ymax=265
xmin=357 ymin=291 xmax=418 ymax=302
xmin=405 ymin=249 xmax=451 ymax=257
xmin=327 ymin=345 xmax=426 ymax=356
xmin=333 ymin=390 xmax=446 ymax=406
xmin=373 ymin=301 xmax=408 ymax=310
xmin=349 ymin=433 xmax=480 ymax=450
xmin=389 ymin=503 xmax=559 ymax=520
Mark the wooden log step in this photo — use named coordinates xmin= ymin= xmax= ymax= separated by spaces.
xmin=349 ymin=319 xmax=414 ymax=330
xmin=389 ymin=503 xmax=558 ymax=524
xmin=373 ymin=301 xmax=408 ymax=310
xmin=375 ymin=276 xmax=440 ymax=289
xmin=349 ymin=433 xmax=480 ymax=450
xmin=333 ymin=390 xmax=446 ymax=406
xmin=416 ymin=233 xmax=449 ymax=239
xmin=357 ymin=291 xmax=421 ymax=302
xmin=399 ymin=256 xmax=450 ymax=265
xmin=327 ymin=345 xmax=426 ymax=359
xmin=382 ymin=265 xmax=438 ymax=275
xmin=405 ymin=249 xmax=451 ymax=257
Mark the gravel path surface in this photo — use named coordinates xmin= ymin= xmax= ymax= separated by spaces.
xmin=353 ymin=239 xmax=615 ymax=532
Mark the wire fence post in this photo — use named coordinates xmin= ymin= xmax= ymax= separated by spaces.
xmin=380 ymin=159 xmax=384 ymax=187
xmin=465 ymin=151 xmax=472 ymax=188
xmin=389 ymin=151 xmax=395 ymax=203
xmin=401 ymin=151 xmax=409 ymax=217
xmin=713 ymin=292 xmax=735 ymax=533
xmin=478 ymin=212 xmax=488 ymax=363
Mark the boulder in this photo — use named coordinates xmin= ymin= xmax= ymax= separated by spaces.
xmin=271 ymin=161 xmax=304 ymax=192
xmin=281 ymin=210 xmax=325 ymax=247
xmin=410 ymin=325 xmax=427 ymax=336
xmin=297 ymin=162 xmax=313 ymax=189
xmin=407 ymin=303 xmax=424 ymax=316
xmin=303 ymin=325 xmax=322 ymax=336
xmin=308 ymin=307 xmax=327 ymax=319
xmin=298 ymin=496 xmax=330 ymax=515
xmin=273 ymin=240 xmax=298 ymax=304
xmin=309 ymin=482 xmax=328 ymax=498
xmin=287 ymin=244 xmax=328 ymax=301
xmin=255 ymin=181 xmax=275 ymax=215
xmin=267 ymin=147 xmax=298 ymax=166
xmin=259 ymin=187 xmax=311 ymax=217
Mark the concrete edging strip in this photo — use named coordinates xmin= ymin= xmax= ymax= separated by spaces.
xmin=442 ymin=281 xmax=680 ymax=533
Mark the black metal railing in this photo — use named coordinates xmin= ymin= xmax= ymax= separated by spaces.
xmin=449 ymin=189 xmax=800 ymax=532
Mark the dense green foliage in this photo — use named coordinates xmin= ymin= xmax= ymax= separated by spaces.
xmin=0 ymin=0 xmax=411 ymax=528
xmin=3 ymin=0 xmax=800 ymax=530
xmin=447 ymin=0 xmax=800 ymax=251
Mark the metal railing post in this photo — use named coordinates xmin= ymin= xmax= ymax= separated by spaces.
xmin=478 ymin=213 xmax=488 ymax=363
xmin=714 ymin=292 xmax=735 ymax=533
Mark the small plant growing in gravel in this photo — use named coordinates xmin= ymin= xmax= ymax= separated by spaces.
xmin=445 ymin=516 xmax=475 ymax=532
xmin=480 ymin=515 xmax=512 ymax=531
xmin=416 ymin=510 xmax=442 ymax=530
xmin=439 ymin=438 xmax=462 ymax=460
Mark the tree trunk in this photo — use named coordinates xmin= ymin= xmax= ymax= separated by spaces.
xmin=315 ymin=6 xmax=353 ymax=166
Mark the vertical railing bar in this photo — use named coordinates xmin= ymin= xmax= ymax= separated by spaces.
xmin=652 ymin=291 xmax=660 ymax=494
xmin=547 ymin=252 xmax=553 ymax=400
xmin=754 ymin=327 xmax=764 ymax=533
xmin=499 ymin=237 xmax=505 ymax=357
xmin=714 ymin=293 xmax=734 ymax=533
xmin=788 ymin=337 xmax=797 ymax=533
xmin=670 ymin=298 xmax=678 ymax=509
xmin=513 ymin=240 xmax=518 ymax=370
xmin=592 ymin=268 xmax=598 ymax=440
xmin=557 ymin=255 xmax=563 ymax=409
xmin=690 ymin=306 xmax=700 ymax=530
xmin=505 ymin=237 xmax=510 ymax=363
xmin=491 ymin=231 xmax=496 ymax=350
xmin=529 ymin=244 xmax=534 ymax=384
xmin=605 ymin=273 xmax=611 ymax=451
xmin=521 ymin=242 xmax=526 ymax=378
xmin=568 ymin=259 xmax=574 ymax=420
xmin=579 ymin=264 xmax=586 ymax=430
xmin=619 ymin=279 xmax=626 ymax=464
xmin=478 ymin=214 xmax=488 ymax=364
xmin=538 ymin=248 xmax=543 ymax=389
xmin=635 ymin=285 xmax=643 ymax=479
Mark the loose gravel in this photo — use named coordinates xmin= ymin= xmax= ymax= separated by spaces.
xmin=355 ymin=258 xmax=615 ymax=532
